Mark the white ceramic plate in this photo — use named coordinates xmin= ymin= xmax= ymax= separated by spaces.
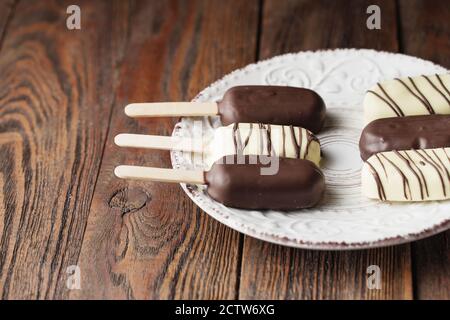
xmin=170 ymin=49 xmax=450 ymax=250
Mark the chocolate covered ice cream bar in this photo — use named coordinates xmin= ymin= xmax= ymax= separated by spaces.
xmin=361 ymin=148 xmax=450 ymax=202
xmin=363 ymin=74 xmax=450 ymax=124
xmin=124 ymin=86 xmax=327 ymax=133
xmin=115 ymin=156 xmax=325 ymax=210
xmin=359 ymin=115 xmax=450 ymax=161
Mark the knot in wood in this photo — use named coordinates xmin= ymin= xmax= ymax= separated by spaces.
xmin=108 ymin=187 xmax=149 ymax=215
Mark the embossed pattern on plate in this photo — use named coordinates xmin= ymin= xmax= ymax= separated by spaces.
xmin=170 ymin=49 xmax=450 ymax=249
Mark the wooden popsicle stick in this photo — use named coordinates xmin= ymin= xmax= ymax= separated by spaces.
xmin=114 ymin=165 xmax=205 ymax=184
xmin=124 ymin=102 xmax=219 ymax=117
xmin=114 ymin=133 xmax=204 ymax=153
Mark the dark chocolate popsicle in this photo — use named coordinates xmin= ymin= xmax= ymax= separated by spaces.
xmin=125 ymin=85 xmax=327 ymax=133
xmin=205 ymin=155 xmax=325 ymax=210
xmin=115 ymin=155 xmax=325 ymax=210
xmin=359 ymin=115 xmax=450 ymax=161
xmin=218 ymin=86 xmax=326 ymax=133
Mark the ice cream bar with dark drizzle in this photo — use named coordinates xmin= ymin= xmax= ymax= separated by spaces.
xmin=115 ymin=156 xmax=325 ymax=210
xmin=115 ymin=123 xmax=321 ymax=168
xmin=363 ymin=73 xmax=450 ymax=124
xmin=124 ymin=86 xmax=327 ymax=133
xmin=361 ymin=148 xmax=450 ymax=202
xmin=359 ymin=115 xmax=450 ymax=161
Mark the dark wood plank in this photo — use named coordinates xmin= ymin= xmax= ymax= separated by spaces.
xmin=0 ymin=0 xmax=119 ymax=299
xmin=240 ymin=243 xmax=412 ymax=299
xmin=260 ymin=0 xmax=398 ymax=58
xmin=239 ymin=0 xmax=414 ymax=299
xmin=398 ymin=0 xmax=450 ymax=300
xmin=71 ymin=0 xmax=259 ymax=299
xmin=0 ymin=0 xmax=16 ymax=48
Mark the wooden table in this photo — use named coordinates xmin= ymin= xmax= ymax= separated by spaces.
xmin=0 ymin=0 xmax=448 ymax=300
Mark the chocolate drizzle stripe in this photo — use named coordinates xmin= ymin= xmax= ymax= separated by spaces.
xmin=266 ymin=124 xmax=272 ymax=156
xmin=404 ymin=151 xmax=429 ymax=197
xmin=242 ymin=123 xmax=253 ymax=150
xmin=409 ymin=77 xmax=435 ymax=114
xmin=234 ymin=123 xmax=244 ymax=155
xmin=380 ymin=153 xmax=411 ymax=200
xmin=290 ymin=125 xmax=300 ymax=158
xmin=414 ymin=150 xmax=446 ymax=197
xmin=375 ymin=154 xmax=388 ymax=178
xmin=232 ymin=123 xmax=239 ymax=154
xmin=258 ymin=123 xmax=264 ymax=155
xmin=394 ymin=150 xmax=424 ymax=200
xmin=367 ymin=84 xmax=404 ymax=117
xmin=436 ymin=74 xmax=450 ymax=98
xmin=395 ymin=78 xmax=434 ymax=114
xmin=281 ymin=126 xmax=286 ymax=157
xmin=367 ymin=162 xmax=386 ymax=200
xmin=420 ymin=149 xmax=445 ymax=177
xmin=422 ymin=75 xmax=450 ymax=106
xmin=377 ymin=84 xmax=405 ymax=116
xmin=307 ymin=130 xmax=318 ymax=158
xmin=444 ymin=148 xmax=450 ymax=162
xmin=432 ymin=149 xmax=450 ymax=181
xmin=367 ymin=90 xmax=401 ymax=116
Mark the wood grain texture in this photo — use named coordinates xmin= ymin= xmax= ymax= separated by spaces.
xmin=0 ymin=0 xmax=447 ymax=300
xmin=0 ymin=0 xmax=118 ymax=299
xmin=260 ymin=0 xmax=398 ymax=59
xmin=239 ymin=0 xmax=414 ymax=300
xmin=0 ymin=0 xmax=16 ymax=48
xmin=239 ymin=243 xmax=412 ymax=299
xmin=71 ymin=0 xmax=259 ymax=299
xmin=398 ymin=0 xmax=450 ymax=300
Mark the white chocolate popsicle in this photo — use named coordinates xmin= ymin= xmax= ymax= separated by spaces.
xmin=363 ymin=73 xmax=450 ymax=124
xmin=361 ymin=148 xmax=450 ymax=202
xmin=205 ymin=123 xmax=321 ymax=167
xmin=115 ymin=123 xmax=321 ymax=168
